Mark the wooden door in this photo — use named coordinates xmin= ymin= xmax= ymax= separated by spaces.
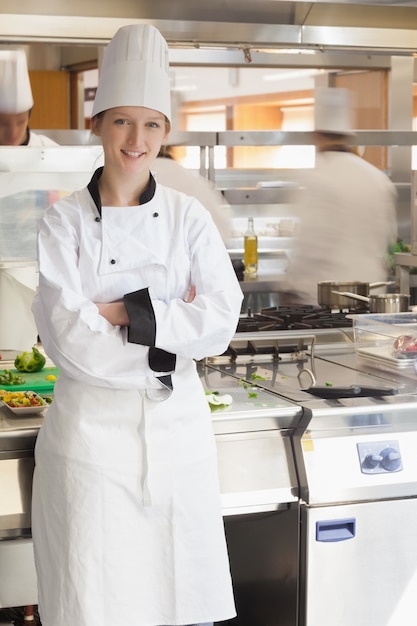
xmin=28 ymin=70 xmax=70 ymax=129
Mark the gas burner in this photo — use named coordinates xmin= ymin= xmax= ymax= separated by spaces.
xmin=237 ymin=305 xmax=363 ymax=332
xmin=211 ymin=332 xmax=317 ymax=366
xmin=222 ymin=340 xmax=280 ymax=361
xmin=288 ymin=311 xmax=354 ymax=329
xmin=237 ymin=315 xmax=286 ymax=333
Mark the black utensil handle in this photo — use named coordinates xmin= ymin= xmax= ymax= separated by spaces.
xmin=305 ymin=385 xmax=361 ymax=398
xmin=305 ymin=385 xmax=399 ymax=399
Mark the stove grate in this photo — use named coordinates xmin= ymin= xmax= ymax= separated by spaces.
xmin=237 ymin=305 xmax=365 ymax=332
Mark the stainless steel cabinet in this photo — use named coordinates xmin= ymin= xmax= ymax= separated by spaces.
xmin=300 ymin=498 xmax=417 ymax=626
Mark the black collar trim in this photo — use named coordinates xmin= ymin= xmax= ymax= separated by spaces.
xmin=87 ymin=167 xmax=156 ymax=218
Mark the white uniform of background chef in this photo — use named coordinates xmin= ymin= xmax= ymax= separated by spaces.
xmin=31 ymin=23 xmax=242 ymax=626
xmin=284 ymin=87 xmax=397 ymax=305
xmin=152 ymin=152 xmax=232 ymax=245
xmin=0 ymin=48 xmax=58 ymax=146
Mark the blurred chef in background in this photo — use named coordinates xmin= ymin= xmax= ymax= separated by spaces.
xmin=283 ymin=86 xmax=397 ymax=305
xmin=0 ymin=48 xmax=58 ymax=146
xmin=153 ymin=146 xmax=232 ymax=245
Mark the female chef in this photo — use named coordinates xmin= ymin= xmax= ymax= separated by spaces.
xmin=31 ymin=23 xmax=243 ymax=626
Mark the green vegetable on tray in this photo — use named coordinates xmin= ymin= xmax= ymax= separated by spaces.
xmin=205 ymin=390 xmax=233 ymax=411
xmin=14 ymin=346 xmax=46 ymax=373
xmin=0 ymin=370 xmax=26 ymax=385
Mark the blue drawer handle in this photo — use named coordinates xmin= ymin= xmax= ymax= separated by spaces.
xmin=316 ymin=517 xmax=356 ymax=542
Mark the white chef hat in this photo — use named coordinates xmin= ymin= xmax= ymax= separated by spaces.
xmin=314 ymin=87 xmax=355 ymax=135
xmin=0 ymin=49 xmax=34 ymax=114
xmin=91 ymin=24 xmax=171 ymax=122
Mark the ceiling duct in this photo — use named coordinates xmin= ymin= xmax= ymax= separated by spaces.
xmin=0 ymin=1 xmax=416 ymax=56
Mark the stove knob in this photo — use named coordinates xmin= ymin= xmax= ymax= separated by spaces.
xmin=380 ymin=447 xmax=402 ymax=472
xmin=363 ymin=453 xmax=383 ymax=469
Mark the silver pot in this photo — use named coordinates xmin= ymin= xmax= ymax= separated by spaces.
xmin=317 ymin=281 xmax=394 ymax=309
xmin=331 ymin=291 xmax=410 ymax=313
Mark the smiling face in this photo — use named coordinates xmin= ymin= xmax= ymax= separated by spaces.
xmin=0 ymin=110 xmax=30 ymax=145
xmin=91 ymin=106 xmax=169 ymax=183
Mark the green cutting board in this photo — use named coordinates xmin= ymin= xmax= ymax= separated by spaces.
xmin=0 ymin=367 xmax=60 ymax=394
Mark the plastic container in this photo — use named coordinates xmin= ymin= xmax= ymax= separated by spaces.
xmin=349 ymin=312 xmax=417 ymax=346
xmin=348 ymin=312 xmax=417 ymax=372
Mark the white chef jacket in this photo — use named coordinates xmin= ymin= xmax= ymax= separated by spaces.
xmin=284 ymin=150 xmax=398 ymax=304
xmin=31 ymin=170 xmax=243 ymax=626
xmin=27 ymin=131 xmax=59 ymax=146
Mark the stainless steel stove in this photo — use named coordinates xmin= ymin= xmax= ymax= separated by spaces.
xmin=293 ymin=395 xmax=417 ymax=626
xmin=205 ymin=325 xmax=417 ymax=626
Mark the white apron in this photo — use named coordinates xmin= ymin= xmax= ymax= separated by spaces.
xmin=31 ymin=181 xmax=243 ymax=626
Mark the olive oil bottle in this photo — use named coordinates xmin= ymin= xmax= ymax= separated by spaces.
xmin=244 ymin=217 xmax=258 ymax=275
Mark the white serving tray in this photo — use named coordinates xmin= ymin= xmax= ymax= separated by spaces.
xmin=357 ymin=345 xmax=417 ymax=371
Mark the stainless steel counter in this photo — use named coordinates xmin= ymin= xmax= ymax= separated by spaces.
xmin=0 ymin=364 xmax=304 ymax=517
xmin=200 ymin=363 xmax=303 ymax=514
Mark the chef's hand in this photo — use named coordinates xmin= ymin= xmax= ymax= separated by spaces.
xmin=96 ymin=302 xmax=130 ymax=326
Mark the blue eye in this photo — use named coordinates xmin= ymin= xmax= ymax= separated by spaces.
xmin=115 ymin=118 xmax=129 ymax=125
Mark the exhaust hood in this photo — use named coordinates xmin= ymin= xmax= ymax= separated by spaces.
xmin=0 ymin=0 xmax=417 ymax=56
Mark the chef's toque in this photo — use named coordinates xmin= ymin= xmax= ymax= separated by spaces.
xmin=0 ymin=49 xmax=34 ymax=114
xmin=91 ymin=24 xmax=171 ymax=122
xmin=314 ymin=87 xmax=355 ymax=135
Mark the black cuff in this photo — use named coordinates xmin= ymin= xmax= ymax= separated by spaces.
xmin=149 ymin=347 xmax=176 ymax=373
xmin=156 ymin=374 xmax=174 ymax=391
xmin=124 ymin=288 xmax=156 ymax=346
